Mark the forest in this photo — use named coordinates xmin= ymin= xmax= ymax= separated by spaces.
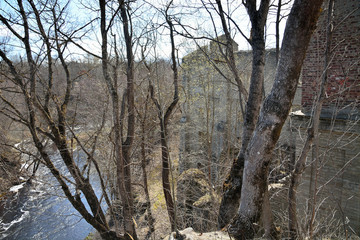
xmin=0 ymin=0 xmax=359 ymax=239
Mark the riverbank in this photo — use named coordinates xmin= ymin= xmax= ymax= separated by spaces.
xmin=0 ymin=152 xmax=23 ymax=197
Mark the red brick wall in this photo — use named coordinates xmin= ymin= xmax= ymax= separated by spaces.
xmin=301 ymin=0 xmax=360 ymax=118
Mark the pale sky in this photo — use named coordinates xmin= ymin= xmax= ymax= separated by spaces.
xmin=0 ymin=0 xmax=291 ymax=61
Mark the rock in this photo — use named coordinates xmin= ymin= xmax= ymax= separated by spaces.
xmin=0 ymin=153 xmax=22 ymax=194
xmin=163 ymin=227 xmax=231 ymax=240
xmin=176 ymin=169 xmax=219 ymax=232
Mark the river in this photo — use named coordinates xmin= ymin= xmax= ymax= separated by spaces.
xmin=0 ymin=151 xmax=102 ymax=240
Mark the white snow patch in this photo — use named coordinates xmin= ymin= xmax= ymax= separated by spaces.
xmin=291 ymin=110 xmax=305 ymax=116
xmin=269 ymin=183 xmax=284 ymax=191
xmin=9 ymin=183 xmax=25 ymax=193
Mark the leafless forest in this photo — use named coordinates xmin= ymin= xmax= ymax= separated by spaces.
xmin=0 ymin=0 xmax=359 ymax=240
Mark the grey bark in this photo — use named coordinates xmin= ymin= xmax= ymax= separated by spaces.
xmin=227 ymin=0 xmax=324 ymax=239
xmin=218 ymin=0 xmax=270 ymax=229
xmin=119 ymin=1 xmax=137 ymax=239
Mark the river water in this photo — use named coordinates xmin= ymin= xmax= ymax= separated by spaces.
xmin=0 ymin=151 xmax=102 ymax=240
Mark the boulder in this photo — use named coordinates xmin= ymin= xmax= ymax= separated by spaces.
xmin=164 ymin=227 xmax=231 ymax=240
xmin=176 ymin=169 xmax=219 ymax=232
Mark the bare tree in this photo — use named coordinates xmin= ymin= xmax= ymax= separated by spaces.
xmin=0 ymin=1 xmax=121 ymax=239
xmin=143 ymin=2 xmax=180 ymax=231
xmin=217 ymin=0 xmax=272 ymax=230
xmin=226 ymin=0 xmax=324 ymax=239
xmin=274 ymin=0 xmax=292 ymax=63
xmin=99 ymin=0 xmax=138 ymax=239
xmin=137 ymin=87 xmax=156 ymax=239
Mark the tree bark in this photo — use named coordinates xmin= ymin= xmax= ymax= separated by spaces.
xmin=160 ymin=121 xmax=176 ymax=231
xmin=99 ymin=0 xmax=137 ymax=239
xmin=218 ymin=0 xmax=270 ymax=229
xmin=228 ymin=0 xmax=324 ymax=239
xmin=148 ymin=7 xmax=179 ymax=231
xmin=119 ymin=1 xmax=137 ymax=239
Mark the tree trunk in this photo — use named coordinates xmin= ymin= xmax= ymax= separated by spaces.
xmin=140 ymin=94 xmax=155 ymax=239
xmin=160 ymin=121 xmax=176 ymax=231
xmin=99 ymin=0 xmax=137 ymax=239
xmin=218 ymin=0 xmax=270 ymax=228
xmin=228 ymin=0 xmax=324 ymax=239
xmin=119 ymin=1 xmax=137 ymax=239
xmin=276 ymin=0 xmax=282 ymax=63
xmin=150 ymin=9 xmax=179 ymax=232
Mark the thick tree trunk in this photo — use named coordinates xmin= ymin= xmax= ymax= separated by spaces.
xmin=218 ymin=0 xmax=270 ymax=228
xmin=99 ymin=1 xmax=137 ymax=239
xmin=228 ymin=0 xmax=324 ymax=239
xmin=218 ymin=42 xmax=265 ymax=227
xmin=119 ymin=1 xmax=137 ymax=239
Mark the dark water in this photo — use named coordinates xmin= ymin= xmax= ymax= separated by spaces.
xmin=0 ymin=152 xmax=101 ymax=240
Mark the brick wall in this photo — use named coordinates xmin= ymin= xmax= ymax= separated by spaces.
xmin=301 ymin=0 xmax=360 ymax=118
xmin=292 ymin=1 xmax=360 ymax=234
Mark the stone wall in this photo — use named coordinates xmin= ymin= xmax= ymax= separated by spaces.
xmin=179 ymin=37 xmax=278 ymax=186
xmin=177 ymin=0 xmax=360 ymax=236
xmin=291 ymin=114 xmax=360 ymax=235
xmin=290 ymin=0 xmax=360 ymax=234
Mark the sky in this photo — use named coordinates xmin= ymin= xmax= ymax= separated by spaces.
xmin=0 ymin=0 xmax=291 ymax=61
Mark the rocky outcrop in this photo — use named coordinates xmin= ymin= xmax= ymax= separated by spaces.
xmin=164 ymin=227 xmax=231 ymax=240
xmin=176 ymin=169 xmax=219 ymax=232
xmin=0 ymin=153 xmax=22 ymax=195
